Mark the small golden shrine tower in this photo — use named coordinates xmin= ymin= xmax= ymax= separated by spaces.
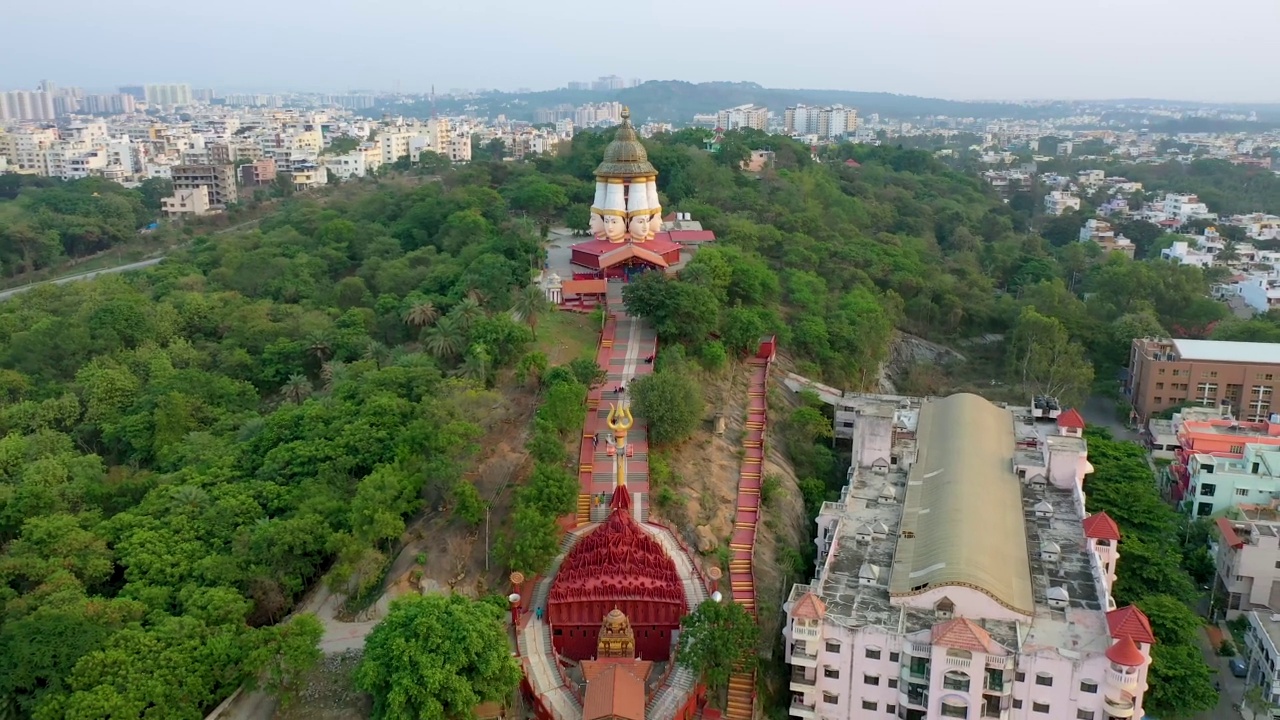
xmin=596 ymin=607 xmax=637 ymax=659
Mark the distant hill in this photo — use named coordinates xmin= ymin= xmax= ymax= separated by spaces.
xmin=375 ymin=81 xmax=1280 ymax=125
xmin=379 ymin=81 xmax=1076 ymax=123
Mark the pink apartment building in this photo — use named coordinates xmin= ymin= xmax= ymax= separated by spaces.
xmin=783 ymin=393 xmax=1152 ymax=720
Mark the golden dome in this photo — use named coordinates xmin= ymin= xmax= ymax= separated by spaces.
xmin=595 ymin=107 xmax=657 ymax=179
xmin=604 ymin=607 xmax=630 ymax=631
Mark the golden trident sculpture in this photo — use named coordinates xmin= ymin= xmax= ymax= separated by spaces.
xmin=606 ymin=403 xmax=634 ymax=491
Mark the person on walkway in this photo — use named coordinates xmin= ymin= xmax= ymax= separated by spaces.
xmin=592 ymin=433 xmax=599 ymax=448
xmin=536 ymin=607 xmax=543 ymax=621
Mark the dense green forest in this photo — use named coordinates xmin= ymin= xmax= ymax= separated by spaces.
xmin=0 ymin=126 xmax=1236 ymax=716
xmin=0 ymin=175 xmax=172 ymax=277
xmin=0 ymin=172 xmax=559 ymax=717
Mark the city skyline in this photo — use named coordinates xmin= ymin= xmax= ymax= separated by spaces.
xmin=5 ymin=0 xmax=1280 ymax=104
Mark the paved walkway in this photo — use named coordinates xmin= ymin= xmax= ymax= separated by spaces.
xmin=1192 ymin=624 xmax=1247 ymax=720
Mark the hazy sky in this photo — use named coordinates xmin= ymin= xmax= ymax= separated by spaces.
xmin=5 ymin=0 xmax=1279 ymax=103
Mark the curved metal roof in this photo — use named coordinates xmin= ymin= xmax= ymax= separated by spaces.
xmin=889 ymin=393 xmax=1034 ymax=615
xmin=595 ymin=107 xmax=657 ymax=179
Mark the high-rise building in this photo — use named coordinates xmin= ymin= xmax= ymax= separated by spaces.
xmin=0 ymin=91 xmax=57 ymax=121
xmin=144 ymin=84 xmax=193 ymax=108
xmin=785 ymin=104 xmax=858 ymax=139
xmin=715 ymin=104 xmax=768 ymax=131
xmin=119 ymin=85 xmax=145 ymax=100
xmin=784 ymin=392 xmax=1154 ymax=720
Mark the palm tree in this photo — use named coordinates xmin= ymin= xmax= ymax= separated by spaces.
xmin=453 ymin=296 xmax=485 ymax=331
xmin=364 ymin=340 xmax=391 ymax=369
xmin=320 ymin=360 xmax=347 ymax=392
xmin=282 ymin=373 xmax=312 ymax=405
xmin=422 ymin=315 xmax=466 ymax=361
xmin=171 ymin=485 xmax=210 ymax=513
xmin=512 ymin=284 xmax=550 ymax=339
xmin=454 ymin=344 xmax=490 ymax=384
xmin=1218 ymin=240 xmax=1241 ymax=264
xmin=403 ymin=300 xmax=438 ymax=329
xmin=466 ymin=288 xmax=489 ymax=306
xmin=306 ymin=332 xmax=333 ymax=363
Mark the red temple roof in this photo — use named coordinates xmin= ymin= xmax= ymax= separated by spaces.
xmin=1057 ymin=408 xmax=1086 ymax=430
xmin=582 ymin=663 xmax=647 ymax=720
xmin=1105 ymin=635 xmax=1147 ymax=667
xmin=1106 ymin=606 xmax=1155 ymax=644
xmin=548 ymin=505 xmax=682 ymax=604
xmin=572 ymin=236 xmax=682 ymax=258
xmin=1082 ymin=512 xmax=1121 ymax=542
xmin=599 ymin=244 xmax=669 ymax=269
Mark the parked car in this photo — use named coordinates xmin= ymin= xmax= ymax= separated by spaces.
xmin=1229 ymin=658 xmax=1247 ymax=678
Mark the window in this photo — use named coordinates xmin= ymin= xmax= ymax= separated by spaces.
xmin=941 ymin=703 xmax=967 ymax=719
xmin=1198 ymin=502 xmax=1214 ymax=516
xmin=1211 ymin=371 xmax=1219 ymax=378
xmin=889 ymin=651 xmax=900 ymax=663
xmin=1035 ymin=673 xmax=1053 ymax=686
xmin=861 ymin=700 xmax=877 ymax=711
xmin=865 ymin=647 xmax=881 ymax=660
xmin=886 ymin=706 xmax=895 ymax=715
xmin=1154 ymin=397 xmax=1163 ymax=404
xmin=1077 ymin=711 xmax=1095 ymax=720
xmin=822 ymin=692 xmax=838 ymax=704
xmin=1238 ymin=488 xmax=1250 ymax=497
xmin=1231 ymin=445 xmax=1244 ymax=454
xmin=888 ymin=678 xmax=898 ymax=689
xmin=1015 ymin=672 xmax=1026 ymax=682
xmin=1173 ymin=369 xmax=1182 ymax=376
xmin=943 ymin=672 xmax=970 ymax=692
xmin=1201 ymin=483 xmax=1217 ymax=496
xmin=1033 ymin=702 xmax=1050 ymax=714
xmin=1013 ymin=699 xmax=1023 ymax=709
xmin=1203 ymin=465 xmax=1215 ymax=474
xmin=825 ymin=641 xmax=841 ymax=653
xmin=1159 ymin=368 xmax=1166 ymax=375
xmin=1079 ymin=681 xmax=1098 ymax=693
xmin=824 ymin=667 xmax=840 ymax=679
xmin=1156 ymin=382 xmax=1164 ymax=390
xmin=863 ymin=674 xmax=880 ymax=686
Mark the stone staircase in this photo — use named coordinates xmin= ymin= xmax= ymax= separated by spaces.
xmin=646 ymin=664 xmax=697 ymax=720
xmin=725 ymin=671 xmax=756 ymax=720
xmin=643 ymin=524 xmax=707 ymax=610
xmin=575 ymin=494 xmax=591 ymax=526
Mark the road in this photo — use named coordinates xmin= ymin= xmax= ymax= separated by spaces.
xmin=0 ymin=217 xmax=264 ymax=303
xmin=1192 ymin=625 xmax=1247 ymax=720
xmin=1081 ymin=394 xmax=1139 ymax=442
xmin=0 ymin=257 xmax=165 ymax=302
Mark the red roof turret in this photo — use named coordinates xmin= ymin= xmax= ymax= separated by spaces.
xmin=1057 ymin=408 xmax=1086 ymax=430
xmin=1082 ymin=512 xmax=1121 ymax=542
xmin=1105 ymin=635 xmax=1147 ymax=666
xmin=1106 ymin=605 xmax=1155 ymax=644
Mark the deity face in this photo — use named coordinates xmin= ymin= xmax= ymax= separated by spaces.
xmin=589 ymin=212 xmax=606 ymax=239
xmin=649 ymin=212 xmax=662 ymax=237
xmin=628 ymin=214 xmax=649 ymax=242
xmin=602 ymin=214 xmax=626 ymax=242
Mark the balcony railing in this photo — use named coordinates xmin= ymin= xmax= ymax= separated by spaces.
xmin=792 ymin=647 xmax=817 ymax=661
xmin=790 ymin=669 xmax=816 ymax=686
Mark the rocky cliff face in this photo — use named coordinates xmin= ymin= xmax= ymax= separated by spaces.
xmin=877 ymin=331 xmax=966 ymax=393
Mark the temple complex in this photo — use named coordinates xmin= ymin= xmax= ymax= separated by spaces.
xmin=566 ymin=108 xmax=710 ymax=279
xmin=514 ymin=116 xmax=769 ymax=720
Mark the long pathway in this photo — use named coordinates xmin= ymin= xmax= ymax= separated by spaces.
xmin=725 ymin=348 xmax=773 ymax=720
xmin=575 ymin=283 xmax=657 ymax=525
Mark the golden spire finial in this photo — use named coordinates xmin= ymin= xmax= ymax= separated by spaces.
xmin=621 ymin=106 xmax=631 ymax=121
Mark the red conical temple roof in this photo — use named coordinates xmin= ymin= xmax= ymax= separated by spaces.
xmin=548 ymin=506 xmax=682 ymax=604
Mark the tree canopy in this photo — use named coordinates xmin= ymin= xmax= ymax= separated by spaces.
xmin=355 ymin=594 xmax=521 ymax=720
xmin=675 ymin=600 xmax=759 ymax=699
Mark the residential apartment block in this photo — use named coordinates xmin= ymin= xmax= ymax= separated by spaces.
xmin=1078 ymin=219 xmax=1134 ymax=259
xmin=171 ymin=164 xmax=237 ymax=208
xmin=716 ymin=104 xmax=769 ymax=132
xmin=1043 ymin=191 xmax=1081 ymax=216
xmin=238 ymin=159 xmax=277 ymax=187
xmin=162 ymin=186 xmax=211 ymax=218
xmin=783 ymin=392 xmax=1151 ymax=720
xmin=1126 ymin=338 xmax=1280 ymax=423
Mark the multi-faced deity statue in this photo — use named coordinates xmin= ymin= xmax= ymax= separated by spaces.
xmin=602 ymin=214 xmax=627 ymax=242
xmin=627 ymin=214 xmax=649 ymax=241
xmin=589 ymin=212 xmax=606 ymax=239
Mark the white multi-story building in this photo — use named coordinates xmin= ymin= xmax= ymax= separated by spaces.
xmin=162 ymin=186 xmax=211 ymax=218
xmin=144 ymin=84 xmax=193 ymax=108
xmin=716 ymin=104 xmax=769 ymax=132
xmin=784 ymin=393 xmax=1152 ymax=720
xmin=0 ymin=127 xmax=59 ymax=173
xmin=784 ymin=104 xmax=858 ymax=139
xmin=1044 ymin=191 xmax=1081 ymax=216
xmin=1159 ymin=193 xmax=1216 ymax=223
xmin=0 ymin=91 xmax=56 ymax=121
xmin=448 ymin=133 xmax=472 ymax=163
